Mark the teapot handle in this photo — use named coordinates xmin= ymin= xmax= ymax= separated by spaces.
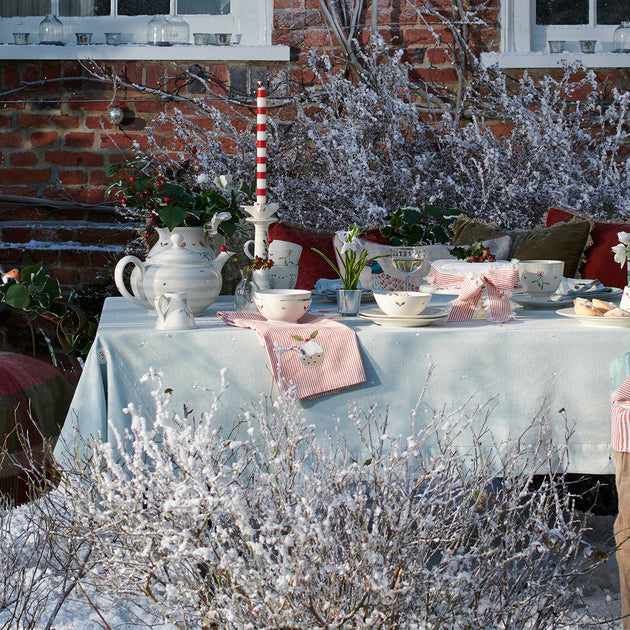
xmin=243 ymin=240 xmax=255 ymax=260
xmin=114 ymin=256 xmax=151 ymax=310
xmin=154 ymin=294 xmax=169 ymax=327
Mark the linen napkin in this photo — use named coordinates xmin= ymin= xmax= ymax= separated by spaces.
xmin=554 ymin=277 xmax=607 ymax=296
xmin=217 ymin=311 xmax=366 ymax=399
xmin=612 ymin=376 xmax=630 ymax=452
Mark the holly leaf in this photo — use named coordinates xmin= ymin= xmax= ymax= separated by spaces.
xmin=291 ymin=335 xmax=305 ymax=341
xmin=309 ymin=330 xmax=318 ymax=338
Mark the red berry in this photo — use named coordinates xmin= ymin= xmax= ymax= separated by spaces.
xmin=220 ymin=245 xmax=227 ymax=252
xmin=163 ymin=196 xmax=170 ymax=203
xmin=129 ymin=175 xmax=136 ymax=183
xmin=120 ymin=197 xmax=127 ymax=205
xmin=156 ymin=181 xmax=164 ymax=189
xmin=267 ymin=236 xmax=273 ymax=243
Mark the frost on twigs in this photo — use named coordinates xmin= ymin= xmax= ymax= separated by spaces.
xmin=0 ymin=370 xmax=604 ymax=629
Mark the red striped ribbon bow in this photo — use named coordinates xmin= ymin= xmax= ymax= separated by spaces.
xmin=428 ymin=266 xmax=518 ymax=323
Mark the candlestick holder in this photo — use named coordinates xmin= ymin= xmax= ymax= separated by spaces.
xmin=242 ymin=203 xmax=279 ymax=290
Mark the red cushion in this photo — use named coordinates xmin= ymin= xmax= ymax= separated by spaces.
xmin=0 ymin=353 xmax=78 ymax=505
xmin=546 ymin=207 xmax=628 ymax=288
xmin=268 ymin=224 xmax=388 ymax=290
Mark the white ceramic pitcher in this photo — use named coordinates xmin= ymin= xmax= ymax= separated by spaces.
xmin=154 ymin=292 xmax=198 ymax=331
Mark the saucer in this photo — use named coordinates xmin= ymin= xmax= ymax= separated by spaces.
xmin=359 ymin=307 xmax=448 ymax=327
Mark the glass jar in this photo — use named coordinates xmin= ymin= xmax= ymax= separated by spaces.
xmin=147 ymin=15 xmax=172 ymax=46
xmin=613 ymin=22 xmax=630 ymax=52
xmin=234 ymin=267 xmax=259 ymax=311
xmin=39 ymin=14 xmax=63 ymax=45
xmin=169 ymin=15 xmax=190 ymax=45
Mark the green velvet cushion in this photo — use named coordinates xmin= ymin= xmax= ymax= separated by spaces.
xmin=451 ymin=216 xmax=591 ymax=278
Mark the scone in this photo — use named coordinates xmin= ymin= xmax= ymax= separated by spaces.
xmin=592 ymin=298 xmax=617 ymax=314
xmin=574 ymin=297 xmax=603 ymax=316
xmin=604 ymin=308 xmax=630 ymax=317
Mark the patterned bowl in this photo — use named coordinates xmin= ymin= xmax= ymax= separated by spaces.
xmin=374 ymin=291 xmax=431 ymax=317
xmin=254 ymin=289 xmax=312 ymax=322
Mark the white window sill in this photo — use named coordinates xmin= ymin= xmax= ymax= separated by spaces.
xmin=0 ymin=43 xmax=290 ymax=62
xmin=481 ymin=51 xmax=630 ymax=69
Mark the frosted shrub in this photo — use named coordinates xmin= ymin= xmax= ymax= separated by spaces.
xmin=34 ymin=369 xmax=600 ymax=630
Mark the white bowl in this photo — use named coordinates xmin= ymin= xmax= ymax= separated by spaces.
xmin=374 ymin=291 xmax=431 ymax=317
xmin=254 ymin=289 xmax=312 ymax=322
xmin=517 ymin=260 xmax=564 ymax=298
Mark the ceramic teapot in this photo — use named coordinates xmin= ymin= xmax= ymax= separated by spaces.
xmin=115 ymin=232 xmax=233 ymax=315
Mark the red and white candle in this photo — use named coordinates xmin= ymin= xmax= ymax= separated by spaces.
xmin=256 ymin=81 xmax=267 ymax=206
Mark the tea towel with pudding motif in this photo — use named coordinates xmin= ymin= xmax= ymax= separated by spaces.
xmin=426 ymin=259 xmax=519 ymax=323
xmin=217 ymin=311 xmax=366 ymax=399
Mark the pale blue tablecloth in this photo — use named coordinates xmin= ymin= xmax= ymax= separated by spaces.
xmin=55 ymin=295 xmax=627 ymax=474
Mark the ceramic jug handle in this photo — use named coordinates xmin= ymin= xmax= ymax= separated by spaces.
xmin=154 ymin=294 xmax=169 ymax=326
xmin=114 ymin=256 xmax=150 ymax=310
xmin=243 ymin=240 xmax=255 ymax=260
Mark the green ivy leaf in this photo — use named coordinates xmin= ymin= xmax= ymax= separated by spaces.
xmin=159 ymin=205 xmax=189 ymax=231
xmin=20 ymin=262 xmax=43 ymax=283
xmin=4 ymin=283 xmax=31 ymax=309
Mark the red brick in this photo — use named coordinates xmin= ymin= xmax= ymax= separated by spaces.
xmin=58 ymin=170 xmax=88 ymax=185
xmin=30 ymin=131 xmax=59 ymax=146
xmin=49 ymin=266 xmax=81 ymax=285
xmin=21 ymin=65 xmax=40 ymax=84
xmin=275 ymin=0 xmax=305 ymax=7
xmin=2 ymin=226 xmax=32 ymax=243
xmin=54 ymin=116 xmax=81 ymax=130
xmin=0 ymin=246 xmax=22 ymax=264
xmin=89 ymin=169 xmax=111 ymax=187
xmin=17 ymin=114 xmax=52 ymax=128
xmin=64 ymin=132 xmax=95 ymax=148
xmin=8 ymin=152 xmax=38 ymax=167
xmin=0 ymin=168 xmax=50 ymax=184
xmin=26 ymin=248 xmax=60 ymax=265
xmin=89 ymin=249 xmax=120 ymax=266
xmin=44 ymin=150 xmax=104 ymax=167
xmin=2 ymin=65 xmax=19 ymax=89
xmin=34 ymin=226 xmax=75 ymax=242
xmin=0 ymin=132 xmax=24 ymax=148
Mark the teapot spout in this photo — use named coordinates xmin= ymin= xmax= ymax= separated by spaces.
xmin=211 ymin=249 xmax=235 ymax=272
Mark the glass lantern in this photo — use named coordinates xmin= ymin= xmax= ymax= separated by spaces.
xmin=613 ymin=22 xmax=630 ymax=52
xmin=147 ymin=15 xmax=172 ymax=46
xmin=169 ymin=15 xmax=190 ymax=45
xmin=39 ymin=14 xmax=63 ymax=45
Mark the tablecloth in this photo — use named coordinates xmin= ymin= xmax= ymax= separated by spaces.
xmin=55 ymin=295 xmax=627 ymax=474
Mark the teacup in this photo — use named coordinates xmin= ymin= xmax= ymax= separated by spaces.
xmin=76 ymin=32 xmax=92 ymax=45
xmin=517 ymin=260 xmax=564 ymax=298
xmin=268 ymin=240 xmax=303 ymax=266
xmin=13 ymin=33 xmax=30 ymax=45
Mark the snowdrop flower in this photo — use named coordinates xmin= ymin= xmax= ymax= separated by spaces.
xmin=206 ymin=211 xmax=231 ymax=235
xmin=196 ymin=173 xmax=210 ymax=185
xmin=619 ymin=231 xmax=630 ymax=245
xmin=339 ymin=223 xmax=362 ymax=256
xmin=214 ymin=174 xmax=233 ymax=190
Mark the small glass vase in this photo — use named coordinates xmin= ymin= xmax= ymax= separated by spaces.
xmin=234 ymin=268 xmax=259 ymax=311
xmin=336 ymin=288 xmax=362 ymax=316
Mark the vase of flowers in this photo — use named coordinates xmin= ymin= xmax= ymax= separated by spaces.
xmin=612 ymin=231 xmax=630 ymax=309
xmin=312 ymin=223 xmax=386 ymax=316
xmin=107 ymin=158 xmax=252 ymax=250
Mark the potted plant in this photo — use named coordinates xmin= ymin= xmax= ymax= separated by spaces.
xmin=312 ymin=224 xmax=386 ymax=315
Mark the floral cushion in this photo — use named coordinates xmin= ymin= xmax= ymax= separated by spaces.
xmin=545 ymin=207 xmax=630 ymax=288
xmin=451 ymin=215 xmax=591 ymax=278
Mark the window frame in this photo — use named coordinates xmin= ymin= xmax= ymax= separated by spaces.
xmin=481 ymin=0 xmax=630 ymax=68
xmin=0 ymin=0 xmax=287 ymax=59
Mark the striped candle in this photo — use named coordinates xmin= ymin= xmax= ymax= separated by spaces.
xmin=256 ymin=81 xmax=267 ymax=205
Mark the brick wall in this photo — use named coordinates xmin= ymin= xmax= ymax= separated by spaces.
xmin=0 ymin=1 xmax=494 ymax=300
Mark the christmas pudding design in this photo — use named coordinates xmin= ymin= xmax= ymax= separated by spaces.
xmin=274 ymin=330 xmax=325 ymax=368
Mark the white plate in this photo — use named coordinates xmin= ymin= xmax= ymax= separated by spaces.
xmin=512 ymin=287 xmax=622 ymax=310
xmin=557 ymin=307 xmax=630 ymax=328
xmin=359 ymin=307 xmax=448 ymax=327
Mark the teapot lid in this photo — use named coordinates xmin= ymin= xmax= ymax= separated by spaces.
xmin=152 ymin=233 xmax=206 ymax=264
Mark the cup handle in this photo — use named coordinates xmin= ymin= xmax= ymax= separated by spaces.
xmin=243 ymin=240 xmax=255 ymax=260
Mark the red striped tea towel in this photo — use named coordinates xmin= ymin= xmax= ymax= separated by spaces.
xmin=217 ymin=311 xmax=366 ymax=399
xmin=612 ymin=377 xmax=630 ymax=452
